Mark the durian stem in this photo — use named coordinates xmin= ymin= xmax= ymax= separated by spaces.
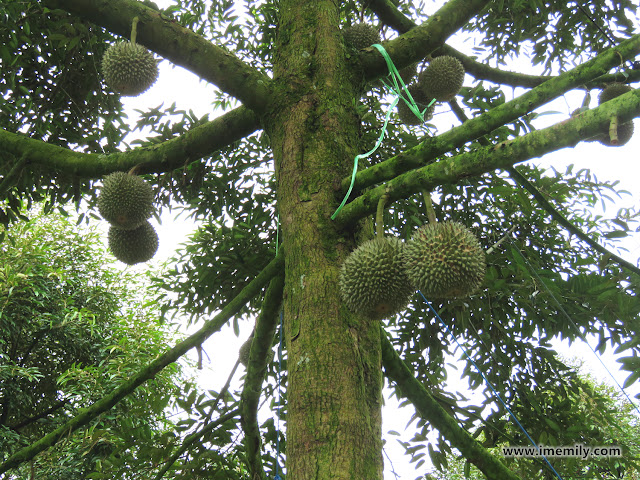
xmin=422 ymin=191 xmax=437 ymax=224
xmin=580 ymin=89 xmax=591 ymax=109
xmin=609 ymin=115 xmax=619 ymax=145
xmin=130 ymin=16 xmax=140 ymax=44
xmin=486 ymin=225 xmax=516 ymax=255
xmin=375 ymin=189 xmax=389 ymax=238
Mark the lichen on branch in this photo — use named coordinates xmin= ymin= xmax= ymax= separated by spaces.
xmin=334 ymin=88 xmax=640 ymax=228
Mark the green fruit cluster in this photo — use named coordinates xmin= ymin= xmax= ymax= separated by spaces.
xmin=342 ymin=23 xmax=381 ymax=51
xmin=417 ymin=56 xmax=465 ymax=102
xmin=98 ymin=172 xmax=158 ymax=265
xmin=102 ymin=41 xmax=158 ymax=96
xmin=339 ymin=221 xmax=485 ymax=320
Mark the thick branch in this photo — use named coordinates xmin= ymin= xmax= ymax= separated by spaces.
xmin=341 ymin=34 xmax=640 ymax=194
xmin=449 ymin=99 xmax=640 ymax=278
xmin=0 ymin=251 xmax=284 ymax=476
xmin=380 ymin=331 xmax=520 ymax=480
xmin=43 ymin=0 xmax=271 ymax=113
xmin=240 ymin=274 xmax=285 ymax=480
xmin=333 ymin=88 xmax=640 ymax=228
xmin=9 ymin=399 xmax=69 ymax=432
xmin=367 ymin=0 xmax=547 ymax=87
xmin=367 ymin=0 xmax=640 ymax=88
xmin=0 ymin=106 xmax=259 ymax=177
xmin=358 ymin=0 xmax=491 ymax=80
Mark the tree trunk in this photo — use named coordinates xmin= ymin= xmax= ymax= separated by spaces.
xmin=264 ymin=1 xmax=383 ymax=478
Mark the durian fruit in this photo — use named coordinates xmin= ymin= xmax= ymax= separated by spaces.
xmin=339 ymin=193 xmax=413 ymax=321
xmin=403 ymin=221 xmax=485 ymax=299
xmin=599 ymin=82 xmax=633 ymax=104
xmin=593 ymin=83 xmax=635 ymax=146
xmin=102 ymin=41 xmax=158 ymax=96
xmin=98 ymin=172 xmax=154 ymax=230
xmin=417 ymin=55 xmax=465 ymax=102
xmin=239 ymin=334 xmax=275 ymax=368
xmin=340 ymin=237 xmax=413 ymax=320
xmin=397 ymin=84 xmax=435 ymax=126
xmin=342 ymin=23 xmax=381 ymax=50
xmin=239 ymin=336 xmax=252 ymax=367
xmin=108 ymin=221 xmax=159 ymax=265
xmin=398 ymin=62 xmax=418 ymax=84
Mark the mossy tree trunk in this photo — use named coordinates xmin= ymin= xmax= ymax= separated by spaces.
xmin=264 ymin=1 xmax=383 ymax=478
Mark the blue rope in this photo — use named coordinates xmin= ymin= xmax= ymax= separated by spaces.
xmin=417 ymin=290 xmax=565 ymax=480
xmin=508 ymin=239 xmax=640 ymax=418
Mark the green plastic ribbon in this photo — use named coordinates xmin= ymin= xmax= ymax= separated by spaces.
xmin=330 ymin=44 xmax=434 ymax=220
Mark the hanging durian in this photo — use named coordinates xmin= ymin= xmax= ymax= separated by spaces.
xmin=417 ymin=55 xmax=465 ymax=102
xmin=102 ymin=17 xmax=158 ymax=96
xmin=403 ymin=193 xmax=485 ymax=299
xmin=342 ymin=23 xmax=381 ymax=50
xmin=108 ymin=220 xmax=159 ymax=265
xmin=339 ymin=191 xmax=413 ymax=320
xmin=98 ymin=171 xmax=154 ymax=230
xmin=593 ymin=83 xmax=635 ymax=146
xmin=397 ymin=84 xmax=435 ymax=126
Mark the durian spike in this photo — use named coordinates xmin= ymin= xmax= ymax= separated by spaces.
xmin=375 ymin=189 xmax=390 ymax=238
xmin=130 ymin=16 xmax=140 ymax=45
xmin=422 ymin=190 xmax=436 ymax=224
xmin=609 ymin=115 xmax=619 ymax=145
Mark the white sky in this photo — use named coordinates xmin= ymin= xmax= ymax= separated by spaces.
xmin=107 ymin=3 xmax=640 ymax=479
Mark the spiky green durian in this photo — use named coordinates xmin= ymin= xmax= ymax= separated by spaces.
xmin=102 ymin=41 xmax=158 ymax=96
xmin=593 ymin=83 xmax=635 ymax=146
xmin=417 ymin=56 xmax=465 ymax=102
xmin=598 ymin=83 xmax=632 ymax=104
xmin=397 ymin=84 xmax=435 ymax=126
xmin=398 ymin=62 xmax=418 ymax=84
xmin=339 ymin=237 xmax=413 ymax=320
xmin=98 ymin=172 xmax=154 ymax=230
xmin=239 ymin=334 xmax=275 ymax=367
xmin=108 ymin=221 xmax=159 ymax=265
xmin=239 ymin=336 xmax=252 ymax=367
xmin=342 ymin=23 xmax=381 ymax=50
xmin=403 ymin=221 xmax=485 ymax=299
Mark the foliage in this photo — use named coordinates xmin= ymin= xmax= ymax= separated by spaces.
xmin=0 ymin=211 xmax=187 ymax=479
xmin=0 ymin=0 xmax=639 ymax=479
xmin=426 ymin=372 xmax=640 ymax=479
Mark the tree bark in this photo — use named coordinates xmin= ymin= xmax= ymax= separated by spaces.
xmin=264 ymin=1 xmax=383 ymax=478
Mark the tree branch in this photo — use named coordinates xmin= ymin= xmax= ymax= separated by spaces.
xmin=43 ymin=0 xmax=272 ymax=113
xmin=154 ymin=408 xmax=240 ymax=480
xmin=366 ymin=0 xmax=640 ymax=88
xmin=0 ymin=106 xmax=259 ymax=177
xmin=240 ymin=274 xmax=285 ymax=480
xmin=9 ymin=399 xmax=70 ymax=433
xmin=506 ymin=167 xmax=640 ymax=276
xmin=380 ymin=330 xmax=520 ymax=480
xmin=0 ymin=250 xmax=284 ymax=476
xmin=449 ymin=98 xmax=640 ymax=278
xmin=341 ymin=33 xmax=640 ymax=194
xmin=333 ymin=88 xmax=640 ymax=228
xmin=358 ymin=0 xmax=492 ymax=80
xmin=155 ymin=362 xmax=241 ymax=480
